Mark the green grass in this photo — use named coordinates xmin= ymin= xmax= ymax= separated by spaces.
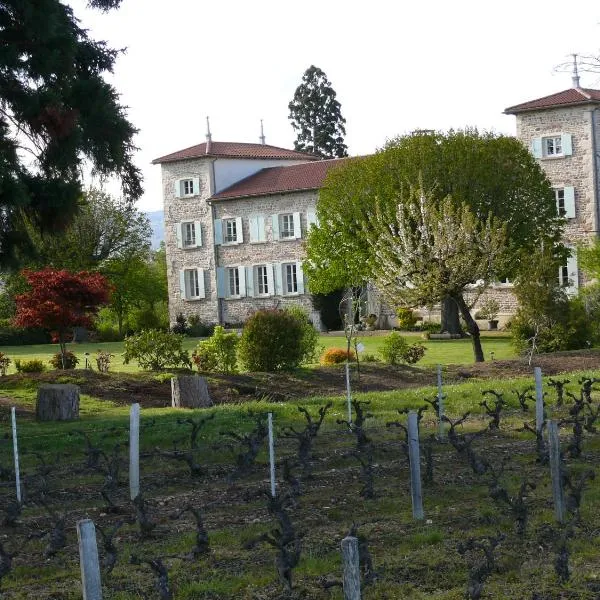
xmin=0 ymin=332 xmax=515 ymax=375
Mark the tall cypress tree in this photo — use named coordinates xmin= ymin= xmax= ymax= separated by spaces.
xmin=288 ymin=65 xmax=348 ymax=159
xmin=0 ymin=0 xmax=142 ymax=266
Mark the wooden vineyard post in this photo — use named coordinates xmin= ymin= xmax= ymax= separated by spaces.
xmin=268 ymin=412 xmax=276 ymax=497
xmin=11 ymin=407 xmax=21 ymax=503
xmin=129 ymin=403 xmax=140 ymax=501
xmin=341 ymin=535 xmax=361 ymax=599
xmin=534 ymin=367 xmax=544 ymax=432
xmin=407 ymin=411 xmax=424 ymax=520
xmin=346 ymin=361 xmax=352 ymax=424
xmin=77 ymin=519 xmax=102 ymax=600
xmin=437 ymin=364 xmax=445 ymax=440
xmin=547 ymin=420 xmax=565 ymax=523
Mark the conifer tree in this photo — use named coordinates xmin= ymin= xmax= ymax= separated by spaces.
xmin=288 ymin=65 xmax=348 ymax=158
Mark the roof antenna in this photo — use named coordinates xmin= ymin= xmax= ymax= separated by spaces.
xmin=572 ymin=53 xmax=581 ymax=88
xmin=205 ymin=116 xmax=212 ymax=154
xmin=259 ymin=119 xmax=266 ymax=145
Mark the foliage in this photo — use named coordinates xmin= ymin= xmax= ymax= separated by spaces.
xmin=403 ymin=343 xmax=427 ymax=364
xmin=0 ymin=0 xmax=142 ymax=267
xmin=123 ymin=330 xmax=190 ymax=371
xmin=285 ymin=305 xmax=320 ymax=364
xmin=191 ymin=326 xmax=238 ymax=374
xmin=396 ymin=307 xmax=418 ymax=330
xmin=476 ymin=299 xmax=500 ymax=321
xmin=361 ymin=353 xmax=380 ymax=363
xmin=172 ymin=314 xmax=189 ymax=335
xmin=14 ymin=358 xmax=46 ymax=373
xmin=49 ymin=351 xmax=79 ymax=370
xmin=238 ymin=310 xmax=306 ymax=371
xmin=188 ymin=314 xmax=213 ymax=337
xmin=320 ymin=347 xmax=356 ymax=365
xmin=13 ymin=268 xmax=111 ymax=365
xmin=0 ymin=353 xmax=11 ymax=375
xmin=288 ymin=65 xmax=348 ymax=159
xmin=381 ymin=333 xmax=410 ymax=365
xmin=96 ymin=350 xmax=113 ymax=373
xmin=0 ymin=324 xmax=50 ymax=345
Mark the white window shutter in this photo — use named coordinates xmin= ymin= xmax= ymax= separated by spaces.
xmin=216 ymin=267 xmax=227 ymax=298
xmin=235 ymin=217 xmax=243 ymax=243
xmin=293 ymin=211 xmax=302 ymax=238
xmin=175 ymin=223 xmax=183 ymax=249
xmin=531 ymin=138 xmax=542 ymax=159
xmin=567 ymin=252 xmax=579 ymax=290
xmin=214 ymin=219 xmax=223 ymax=245
xmin=273 ymin=263 xmax=283 ymax=296
xmin=258 ymin=216 xmax=266 ymax=242
xmin=192 ymin=177 xmax=200 ymax=195
xmin=296 ymin=261 xmax=305 ymax=294
xmin=238 ymin=266 xmax=246 ymax=297
xmin=561 ymin=134 xmax=573 ymax=156
xmin=306 ymin=209 xmax=317 ymax=230
xmin=266 ymin=263 xmax=275 ymax=296
xmin=249 ymin=216 xmax=259 ymax=242
xmin=174 ymin=180 xmax=181 ymax=198
xmin=271 ymin=214 xmax=280 ymax=240
xmin=194 ymin=221 xmax=202 ymax=246
xmin=246 ymin=266 xmax=255 ymax=297
xmin=197 ymin=269 xmax=206 ymax=298
xmin=563 ymin=187 xmax=576 ymax=219
xmin=179 ymin=269 xmax=187 ymax=299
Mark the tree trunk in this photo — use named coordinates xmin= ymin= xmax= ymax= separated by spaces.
xmin=441 ymin=296 xmax=462 ymax=335
xmin=455 ymin=294 xmax=484 ymax=362
xmin=171 ymin=376 xmax=213 ymax=408
xmin=36 ymin=384 xmax=80 ymax=421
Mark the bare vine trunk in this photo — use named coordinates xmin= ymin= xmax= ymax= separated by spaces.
xmin=455 ymin=294 xmax=484 ymax=362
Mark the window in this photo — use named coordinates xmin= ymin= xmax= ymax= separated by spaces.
xmin=284 ymin=263 xmax=298 ymax=294
xmin=228 ymin=267 xmax=240 ymax=297
xmin=556 ymin=189 xmax=565 ymax=216
xmin=558 ymin=263 xmax=570 ymax=287
xmin=256 ymin=265 xmax=269 ymax=295
xmin=224 ymin=219 xmax=237 ymax=243
xmin=182 ymin=179 xmax=194 ymax=195
xmin=183 ymin=222 xmax=196 ymax=247
xmin=185 ymin=269 xmax=200 ymax=298
xmin=280 ymin=214 xmax=295 ymax=239
xmin=544 ymin=136 xmax=562 ymax=157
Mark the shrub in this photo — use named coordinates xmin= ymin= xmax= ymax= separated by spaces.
xmin=172 ymin=313 xmax=189 ymax=335
xmin=0 ymin=352 xmax=11 ymax=375
xmin=477 ymin=298 xmax=500 ymax=321
xmin=396 ymin=307 xmax=418 ymax=330
xmin=15 ymin=358 xmax=46 ymax=373
xmin=381 ymin=332 xmax=409 ymax=365
xmin=188 ymin=314 xmax=213 ymax=337
xmin=238 ymin=309 xmax=306 ymax=371
xmin=49 ymin=351 xmax=79 ymax=369
xmin=403 ymin=343 xmax=427 ymax=364
xmin=96 ymin=350 xmax=113 ymax=373
xmin=123 ymin=329 xmax=191 ymax=371
xmin=361 ymin=352 xmax=380 ymax=363
xmin=192 ymin=326 xmax=238 ymax=373
xmin=320 ymin=347 xmax=356 ymax=365
xmin=285 ymin=306 xmax=319 ymax=364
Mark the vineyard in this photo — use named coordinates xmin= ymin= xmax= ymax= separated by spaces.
xmin=1 ymin=366 xmax=600 ymax=599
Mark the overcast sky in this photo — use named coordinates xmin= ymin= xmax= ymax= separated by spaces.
xmin=67 ymin=0 xmax=600 ymax=211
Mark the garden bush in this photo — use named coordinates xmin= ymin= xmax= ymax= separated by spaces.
xmin=320 ymin=347 xmax=356 ymax=365
xmin=192 ymin=326 xmax=238 ymax=373
xmin=396 ymin=307 xmax=418 ymax=330
xmin=96 ymin=350 xmax=113 ymax=373
xmin=402 ymin=342 xmax=427 ymax=364
xmin=238 ymin=309 xmax=308 ymax=371
xmin=123 ymin=329 xmax=191 ymax=371
xmin=188 ymin=314 xmax=213 ymax=337
xmin=49 ymin=351 xmax=79 ymax=370
xmin=381 ymin=332 xmax=427 ymax=365
xmin=285 ymin=305 xmax=320 ymax=363
xmin=15 ymin=358 xmax=46 ymax=373
xmin=0 ymin=352 xmax=11 ymax=375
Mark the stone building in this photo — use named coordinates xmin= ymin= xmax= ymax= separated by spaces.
xmin=152 ymin=136 xmax=346 ymax=326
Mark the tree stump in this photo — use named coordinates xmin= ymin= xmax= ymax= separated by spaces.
xmin=36 ymin=384 xmax=80 ymax=421
xmin=171 ymin=376 xmax=213 ymax=409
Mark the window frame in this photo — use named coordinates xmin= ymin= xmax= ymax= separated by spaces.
xmin=255 ymin=264 xmax=270 ymax=296
xmin=543 ymin=136 xmax=563 ymax=157
xmin=182 ymin=221 xmax=196 ymax=247
xmin=227 ymin=266 xmax=240 ymax=298
xmin=185 ymin=268 xmax=200 ymax=299
xmin=283 ymin=262 xmax=298 ymax=294
xmin=223 ymin=218 xmax=238 ymax=244
xmin=280 ymin=213 xmax=295 ymax=239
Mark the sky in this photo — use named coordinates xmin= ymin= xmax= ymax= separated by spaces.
xmin=67 ymin=0 xmax=600 ymax=212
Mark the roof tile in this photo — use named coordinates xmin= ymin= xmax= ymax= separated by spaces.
xmin=505 ymin=88 xmax=600 ymax=113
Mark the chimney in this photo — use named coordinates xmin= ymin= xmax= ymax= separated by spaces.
xmin=205 ymin=116 xmax=212 ymax=153
xmin=572 ymin=53 xmax=581 ymax=88
xmin=259 ymin=119 xmax=266 ymax=145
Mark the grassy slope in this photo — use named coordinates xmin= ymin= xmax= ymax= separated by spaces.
xmin=2 ymin=365 xmax=600 ymax=598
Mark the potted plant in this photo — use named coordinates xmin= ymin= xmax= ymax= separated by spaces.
xmin=477 ymin=299 xmax=500 ymax=330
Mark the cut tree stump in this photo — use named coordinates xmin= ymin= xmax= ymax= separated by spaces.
xmin=36 ymin=384 xmax=80 ymax=421
xmin=171 ymin=375 xmax=213 ymax=409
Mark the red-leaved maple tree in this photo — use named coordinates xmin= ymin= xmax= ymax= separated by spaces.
xmin=14 ymin=268 xmax=111 ymax=367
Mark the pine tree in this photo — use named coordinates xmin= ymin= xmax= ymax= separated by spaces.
xmin=0 ymin=0 xmax=142 ymax=266
xmin=288 ymin=65 xmax=348 ymax=159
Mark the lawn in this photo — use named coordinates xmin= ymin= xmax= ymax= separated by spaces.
xmin=0 ymin=332 xmax=516 ymax=374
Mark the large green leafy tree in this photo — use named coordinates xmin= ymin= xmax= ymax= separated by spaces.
xmin=305 ymin=129 xmax=563 ymax=335
xmin=288 ymin=65 xmax=348 ymax=158
xmin=0 ymin=0 xmax=142 ymax=266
